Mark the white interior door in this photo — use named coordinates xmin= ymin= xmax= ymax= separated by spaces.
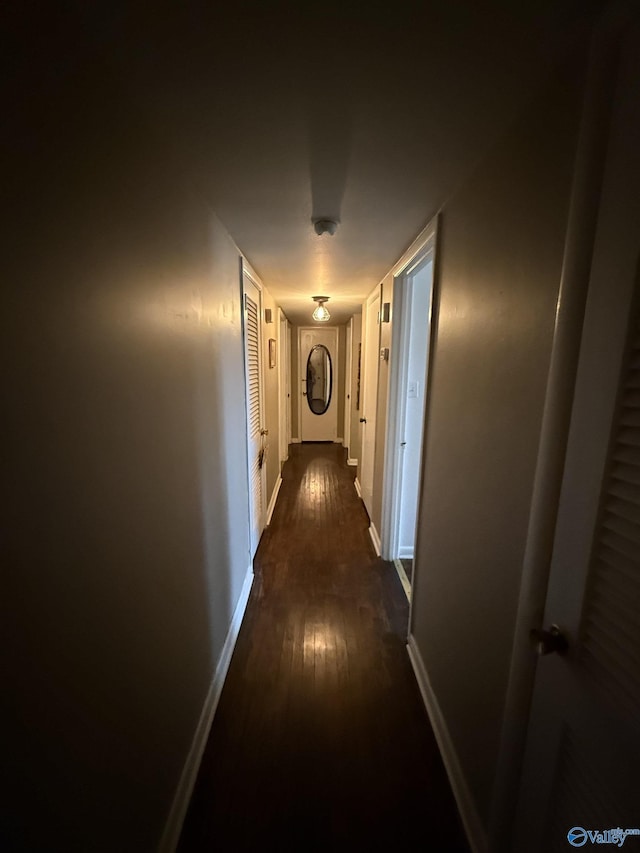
xmin=278 ymin=309 xmax=289 ymax=464
xmin=515 ymin=21 xmax=640 ymax=850
xmin=299 ymin=327 xmax=338 ymax=442
xmin=398 ymin=258 xmax=433 ymax=559
xmin=242 ymin=267 xmax=267 ymax=557
xmin=360 ymin=286 xmax=381 ymax=518
xmin=287 ymin=324 xmax=292 ymax=447
xmin=344 ymin=318 xmax=353 ymax=458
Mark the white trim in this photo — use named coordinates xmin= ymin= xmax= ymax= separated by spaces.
xmin=159 ymin=566 xmax=254 ymax=853
xmin=241 ymin=259 xmax=263 ymax=291
xmin=344 ymin=317 xmax=353 ymax=460
xmin=393 ymin=558 xmax=411 ymax=602
xmin=360 ymin=285 xmax=382 ymax=520
xmin=278 ymin=309 xmax=288 ymax=465
xmin=265 ymin=475 xmax=283 ymax=526
xmin=407 ymin=635 xmax=488 ymax=853
xmin=334 ymin=436 xmax=344 ymax=444
xmin=368 ymin=522 xmax=381 ymax=557
xmin=354 ymin=477 xmax=362 ymax=498
xmin=381 ymin=215 xmax=438 ymax=561
xmin=347 ymin=458 xmax=358 ymax=467
xmin=291 ymin=437 xmax=301 ymax=444
xmin=286 ymin=323 xmax=292 ymax=448
xmin=391 ymin=223 xmax=437 ymax=278
xmin=398 ymin=545 xmax=414 ymax=559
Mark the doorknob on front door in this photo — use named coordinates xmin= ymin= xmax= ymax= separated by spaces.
xmin=529 ymin=624 xmax=569 ymax=656
xmin=359 ymin=417 xmax=366 ymax=423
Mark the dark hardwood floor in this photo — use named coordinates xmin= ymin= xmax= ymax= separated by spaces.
xmin=178 ymin=443 xmax=469 ymax=852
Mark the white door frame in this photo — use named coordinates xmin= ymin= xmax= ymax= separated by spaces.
xmin=360 ymin=285 xmax=382 ymax=524
xmin=344 ymin=317 xmax=353 ymax=458
xmin=287 ymin=323 xmax=292 ymax=447
xmin=278 ymin=308 xmax=289 ymax=464
xmin=381 ymin=216 xmax=438 ymax=563
xmin=241 ymin=259 xmax=267 ymax=557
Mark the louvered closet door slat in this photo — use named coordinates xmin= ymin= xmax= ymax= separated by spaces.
xmin=618 ymin=425 xmax=640 ymax=446
xmin=612 ymin=443 xmax=640 ymax=467
xmin=598 ymin=543 xmax=640 ymax=583
xmin=581 ymin=319 xmax=640 ymax=725
xmin=620 ymin=407 xmax=640 ymax=428
xmin=590 ymin=576 xmax=640 ymax=628
xmin=622 ymin=386 xmax=640 ymax=406
xmin=608 ymin=478 xmax=640 ymax=508
xmin=246 ymin=294 xmax=261 ymax=437
xmin=610 ymin=459 xmax=640 ymax=486
xmin=601 ymin=525 xmax=640 ymax=562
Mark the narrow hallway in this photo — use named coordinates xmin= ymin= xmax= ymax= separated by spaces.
xmin=178 ymin=443 xmax=469 ymax=851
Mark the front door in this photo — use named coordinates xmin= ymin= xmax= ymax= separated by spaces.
xmin=514 ymin=19 xmax=640 ymax=850
xmin=299 ymin=326 xmax=338 ymax=442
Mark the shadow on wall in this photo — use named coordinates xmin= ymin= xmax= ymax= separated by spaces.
xmin=3 ymin=30 xmax=251 ymax=852
xmin=308 ymin=92 xmax=353 ymax=229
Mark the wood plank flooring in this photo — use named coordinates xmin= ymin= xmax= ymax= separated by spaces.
xmin=178 ymin=443 xmax=470 ymax=852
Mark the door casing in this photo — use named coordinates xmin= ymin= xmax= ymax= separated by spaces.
xmin=360 ymin=286 xmax=382 ymax=522
xmin=380 ymin=217 xmax=438 ymax=566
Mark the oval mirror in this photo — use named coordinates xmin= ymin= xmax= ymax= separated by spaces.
xmin=306 ymin=344 xmax=333 ymax=415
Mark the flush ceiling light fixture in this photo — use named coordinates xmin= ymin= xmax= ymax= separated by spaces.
xmin=313 ymin=218 xmax=338 ymax=236
xmin=312 ymin=295 xmax=331 ymax=322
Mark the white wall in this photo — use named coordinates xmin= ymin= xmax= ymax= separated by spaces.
xmin=3 ymin=43 xmax=256 ymax=851
xmin=409 ymin=54 xmax=586 ymax=834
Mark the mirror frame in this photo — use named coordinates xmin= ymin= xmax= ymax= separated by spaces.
xmin=306 ymin=344 xmax=333 ymax=416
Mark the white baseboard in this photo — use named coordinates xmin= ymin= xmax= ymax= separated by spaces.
xmin=406 ymin=635 xmax=488 ymax=853
xmin=334 ymin=436 xmax=344 ymax=444
xmin=265 ymin=475 xmax=283 ymax=526
xmin=347 ymin=458 xmax=358 ymax=467
xmin=291 ymin=437 xmax=301 ymax=444
xmin=393 ymin=558 xmax=411 ymax=602
xmin=354 ymin=477 xmax=362 ymax=498
xmin=368 ymin=522 xmax=381 ymax=557
xmin=399 ymin=545 xmax=414 ymax=559
xmin=159 ymin=566 xmax=254 ymax=853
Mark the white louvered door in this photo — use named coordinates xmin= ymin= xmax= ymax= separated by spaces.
xmin=515 ymin=20 xmax=640 ymax=852
xmin=243 ymin=268 xmax=266 ymax=557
